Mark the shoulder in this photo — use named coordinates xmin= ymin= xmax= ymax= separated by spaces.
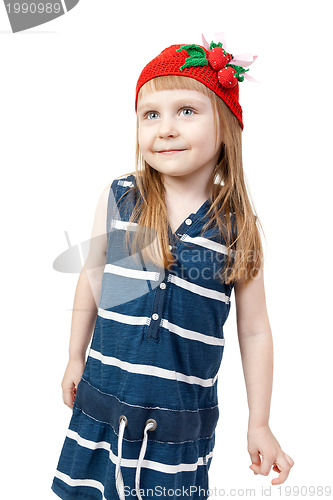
xmin=109 ymin=172 xmax=141 ymax=204
xmin=110 ymin=171 xmax=137 ymax=190
xmin=96 ymin=173 xmax=136 ymax=201
xmin=96 ymin=173 xmax=137 ymax=215
xmin=104 ymin=172 xmax=142 ymax=220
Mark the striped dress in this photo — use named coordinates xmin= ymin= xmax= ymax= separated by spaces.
xmin=51 ymin=173 xmax=236 ymax=500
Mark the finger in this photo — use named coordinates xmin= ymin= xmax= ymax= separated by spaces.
xmin=249 ymin=452 xmax=261 ymax=475
xmin=250 ymin=451 xmax=271 ymax=476
xmin=249 ymin=452 xmax=261 ymax=464
xmin=249 ymin=464 xmax=260 ymax=472
xmin=63 ymin=396 xmax=73 ymax=408
xmin=63 ymin=394 xmax=74 ymax=408
xmin=284 ymin=453 xmax=295 ymax=467
xmin=271 ymin=468 xmax=289 ymax=485
xmin=62 ymin=384 xmax=75 ymax=408
xmin=260 ymin=456 xmax=274 ymax=476
xmin=271 ymin=457 xmax=292 ymax=485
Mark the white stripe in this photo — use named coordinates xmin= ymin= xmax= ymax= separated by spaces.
xmin=63 ymin=429 xmax=213 ymax=474
xmin=89 ymin=348 xmax=218 ymax=387
xmin=54 ymin=470 xmax=107 ymax=499
xmin=118 ymin=179 xmax=134 ymax=187
xmin=110 ymin=219 xmax=139 ymax=231
xmin=98 ymin=308 xmax=150 ymax=326
xmin=67 ymin=428 xmax=110 ymax=450
xmin=104 ymin=263 xmax=160 ymax=281
xmin=180 ymin=234 xmax=229 ymax=255
xmin=169 ymin=274 xmax=230 ymax=304
xmin=160 ymin=319 xmax=225 ymax=346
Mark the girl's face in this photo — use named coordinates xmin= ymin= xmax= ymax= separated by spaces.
xmin=137 ymin=88 xmax=223 ymax=180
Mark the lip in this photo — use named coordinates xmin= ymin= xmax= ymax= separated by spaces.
xmin=157 ymin=149 xmax=186 ymax=154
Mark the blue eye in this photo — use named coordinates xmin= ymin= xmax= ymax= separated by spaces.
xmin=147 ymin=112 xmax=158 ymax=120
xmin=180 ymin=108 xmax=194 ymax=116
xmin=145 ymin=107 xmax=195 ymax=120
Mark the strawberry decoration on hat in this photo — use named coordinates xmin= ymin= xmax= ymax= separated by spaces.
xmin=209 ymin=43 xmax=240 ymax=89
xmin=208 ymin=45 xmax=233 ymax=71
xmin=176 ymin=32 xmax=258 ymax=90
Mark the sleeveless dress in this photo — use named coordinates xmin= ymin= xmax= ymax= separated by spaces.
xmin=51 ymin=173 xmax=236 ymax=500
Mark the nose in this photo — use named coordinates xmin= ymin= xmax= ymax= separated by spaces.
xmin=157 ymin=115 xmax=179 ymax=138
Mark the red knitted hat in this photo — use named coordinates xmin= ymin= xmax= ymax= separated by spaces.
xmin=135 ymin=38 xmax=257 ymax=130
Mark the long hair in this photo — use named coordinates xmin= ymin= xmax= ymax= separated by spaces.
xmin=117 ymin=75 xmax=264 ymax=287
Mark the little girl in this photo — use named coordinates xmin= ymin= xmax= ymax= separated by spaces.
xmin=51 ymin=34 xmax=294 ymax=500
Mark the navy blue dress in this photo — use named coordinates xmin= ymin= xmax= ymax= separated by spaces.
xmin=51 ymin=173 xmax=236 ymax=500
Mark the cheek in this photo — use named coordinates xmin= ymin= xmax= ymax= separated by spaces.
xmin=191 ymin=129 xmax=216 ymax=154
xmin=188 ymin=118 xmax=216 ymax=146
xmin=138 ymin=129 xmax=149 ymax=153
xmin=139 ymin=125 xmax=155 ymax=144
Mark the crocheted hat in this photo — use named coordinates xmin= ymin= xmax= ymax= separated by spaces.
xmin=135 ymin=33 xmax=257 ymax=130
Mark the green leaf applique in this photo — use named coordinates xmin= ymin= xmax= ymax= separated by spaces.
xmin=176 ymin=44 xmax=209 ymax=71
xmin=227 ymin=63 xmax=249 ymax=82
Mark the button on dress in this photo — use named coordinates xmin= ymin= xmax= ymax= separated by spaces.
xmin=51 ymin=173 xmax=236 ymax=500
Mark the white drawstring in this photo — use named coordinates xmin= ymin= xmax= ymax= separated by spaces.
xmin=115 ymin=417 xmax=156 ymax=500
xmin=135 ymin=421 xmax=155 ymax=500
xmin=115 ymin=417 xmax=126 ymax=500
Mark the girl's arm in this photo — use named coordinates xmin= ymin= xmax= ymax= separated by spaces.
xmin=234 ymin=265 xmax=273 ymax=428
xmin=234 ymin=265 xmax=294 ymax=485
xmin=61 ymin=185 xmax=110 ymax=408
xmin=68 ymin=262 xmax=104 ymax=363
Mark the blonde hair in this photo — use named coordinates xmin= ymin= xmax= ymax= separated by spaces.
xmin=117 ymin=75 xmax=264 ymax=287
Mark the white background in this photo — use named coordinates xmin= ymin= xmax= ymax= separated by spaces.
xmin=1 ymin=0 xmax=332 ymax=498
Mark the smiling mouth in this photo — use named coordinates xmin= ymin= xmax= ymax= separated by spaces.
xmin=157 ymin=149 xmax=186 ymax=154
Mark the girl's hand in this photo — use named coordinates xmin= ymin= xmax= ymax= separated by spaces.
xmin=247 ymin=424 xmax=294 ymax=485
xmin=61 ymin=357 xmax=86 ymax=409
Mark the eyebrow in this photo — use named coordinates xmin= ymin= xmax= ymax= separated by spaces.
xmin=137 ymin=98 xmax=205 ymax=112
